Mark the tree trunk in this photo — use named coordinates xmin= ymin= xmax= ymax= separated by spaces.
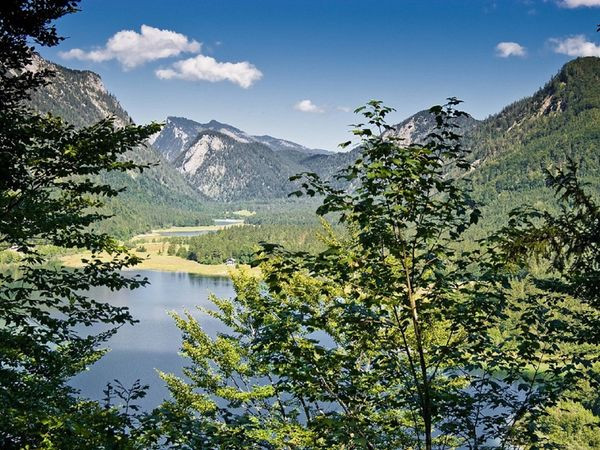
xmin=407 ymin=273 xmax=433 ymax=450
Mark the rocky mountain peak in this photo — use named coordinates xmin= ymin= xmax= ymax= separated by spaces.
xmin=27 ymin=57 xmax=129 ymax=128
xmin=388 ymin=109 xmax=479 ymax=145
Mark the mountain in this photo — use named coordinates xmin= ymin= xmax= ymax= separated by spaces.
xmin=153 ymin=116 xmax=331 ymax=163
xmin=26 ymin=56 xmax=208 ymax=237
xmin=303 ymin=58 xmax=600 ymax=222
xmin=389 ymin=108 xmax=479 ymax=145
xmin=172 ymin=129 xmax=306 ymax=201
xmin=465 ymin=56 xmax=600 ymax=227
xmin=300 ymin=109 xmax=479 ymax=182
xmin=150 ymin=116 xmax=336 ymax=201
xmin=152 ymin=110 xmax=479 ymax=201
xmin=25 ymin=57 xmax=335 ymax=206
xmin=27 ymin=57 xmax=129 ymax=128
xmin=27 ymin=55 xmax=600 ymax=219
xmin=149 ymin=116 xmax=205 ymax=163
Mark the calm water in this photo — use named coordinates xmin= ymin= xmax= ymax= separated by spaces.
xmin=71 ymin=271 xmax=234 ymax=410
xmin=213 ymin=219 xmax=244 ymax=226
xmin=70 ymin=271 xmax=503 ymax=445
xmin=155 ymin=219 xmax=244 ymax=237
xmin=156 ymin=230 xmax=211 ymax=237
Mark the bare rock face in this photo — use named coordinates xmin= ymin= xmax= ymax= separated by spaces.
xmin=28 ymin=54 xmax=129 ymax=128
xmin=150 ymin=116 xmax=334 ymax=201
xmin=171 ymin=130 xmax=307 ymax=202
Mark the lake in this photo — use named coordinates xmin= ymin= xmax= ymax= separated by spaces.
xmin=213 ymin=219 xmax=244 ymax=226
xmin=155 ymin=230 xmax=211 ymax=237
xmin=71 ymin=271 xmax=234 ymax=410
xmin=71 ymin=271 xmax=505 ymax=446
xmin=153 ymin=220 xmax=245 ymax=237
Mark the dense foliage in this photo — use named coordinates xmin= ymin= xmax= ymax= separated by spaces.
xmin=490 ymin=159 xmax=600 ymax=445
xmin=0 ymin=1 xmax=158 ymax=446
xmin=170 ymin=224 xmax=330 ymax=264
xmin=157 ymin=101 xmax=600 ymax=448
xmin=2 ymin=3 xmax=599 ymax=448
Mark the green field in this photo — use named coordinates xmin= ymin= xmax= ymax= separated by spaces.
xmin=61 ymin=240 xmax=260 ymax=277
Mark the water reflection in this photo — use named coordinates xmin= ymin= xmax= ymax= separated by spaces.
xmin=156 ymin=230 xmax=210 ymax=237
xmin=71 ymin=271 xmax=234 ymax=410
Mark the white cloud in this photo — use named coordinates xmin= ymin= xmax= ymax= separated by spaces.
xmin=156 ymin=55 xmax=262 ymax=88
xmin=550 ymin=35 xmax=600 ymax=57
xmin=495 ymin=42 xmax=527 ymax=58
xmin=337 ymin=106 xmax=351 ymax=113
xmin=294 ymin=99 xmax=325 ymax=113
xmin=558 ymin=0 xmax=600 ymax=7
xmin=59 ymin=25 xmax=201 ymax=69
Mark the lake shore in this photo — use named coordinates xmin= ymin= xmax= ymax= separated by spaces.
xmin=61 ymin=231 xmax=260 ymax=278
xmin=133 ymin=223 xmax=243 ymax=240
xmin=61 ymin=251 xmax=259 ymax=277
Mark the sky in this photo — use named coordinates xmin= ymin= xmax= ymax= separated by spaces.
xmin=38 ymin=0 xmax=600 ymax=150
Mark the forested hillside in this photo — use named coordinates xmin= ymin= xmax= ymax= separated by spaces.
xmin=167 ymin=223 xmax=332 ymax=264
xmin=466 ymin=56 xmax=600 ymax=228
xmin=25 ymin=55 xmax=600 ymax=232
xmin=302 ymin=57 xmax=600 ymax=231
xmin=27 ymin=56 xmax=209 ymax=237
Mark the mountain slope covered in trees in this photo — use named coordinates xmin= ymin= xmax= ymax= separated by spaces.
xmin=27 ymin=55 xmax=600 ymax=219
xmin=27 ymin=56 xmax=209 ymax=236
xmin=466 ymin=56 xmax=600 ymax=228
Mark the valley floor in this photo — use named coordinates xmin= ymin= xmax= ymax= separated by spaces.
xmin=61 ymin=252 xmax=249 ymax=277
xmin=61 ymin=226 xmax=260 ymax=278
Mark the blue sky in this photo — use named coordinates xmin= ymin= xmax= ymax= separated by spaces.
xmin=38 ymin=0 xmax=599 ymax=150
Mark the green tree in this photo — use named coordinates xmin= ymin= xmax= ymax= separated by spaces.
xmin=535 ymin=401 xmax=600 ymax=448
xmin=0 ymin=0 xmax=78 ymax=108
xmin=167 ymin=242 xmax=178 ymax=256
xmin=156 ymin=100 xmax=597 ymax=448
xmin=491 ymin=159 xmax=600 ymax=446
xmin=0 ymin=1 xmax=160 ymax=447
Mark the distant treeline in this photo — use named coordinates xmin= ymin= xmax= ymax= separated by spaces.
xmin=166 ymin=224 xmax=333 ymax=264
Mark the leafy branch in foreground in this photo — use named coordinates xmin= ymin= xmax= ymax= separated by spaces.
xmin=490 ymin=158 xmax=600 ymax=445
xmin=0 ymin=1 xmax=161 ymax=447
xmin=0 ymin=108 xmax=161 ymax=449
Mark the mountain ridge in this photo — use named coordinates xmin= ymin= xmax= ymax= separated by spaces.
xmin=463 ymin=56 xmax=600 ymax=227
xmin=26 ymin=55 xmax=210 ymax=236
xmin=153 ymin=115 xmax=332 ymax=161
xmin=26 ymin=55 xmax=600 ymax=215
xmin=171 ymin=128 xmax=307 ymax=201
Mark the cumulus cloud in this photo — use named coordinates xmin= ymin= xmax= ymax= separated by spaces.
xmin=495 ymin=42 xmax=527 ymax=58
xmin=550 ymin=35 xmax=600 ymax=57
xmin=558 ymin=0 xmax=600 ymax=7
xmin=294 ymin=99 xmax=325 ymax=113
xmin=59 ymin=25 xmax=201 ymax=69
xmin=155 ymin=55 xmax=263 ymax=88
